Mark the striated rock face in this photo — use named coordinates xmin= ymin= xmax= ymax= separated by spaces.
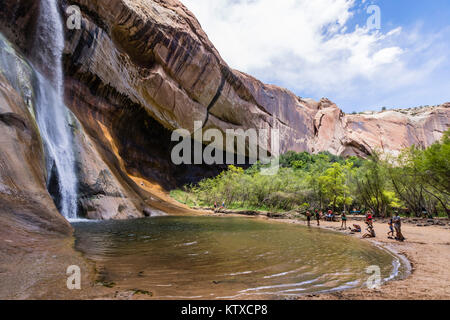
xmin=0 ymin=0 xmax=448 ymax=298
xmin=0 ymin=35 xmax=71 ymax=235
xmin=0 ymin=0 xmax=449 ymax=222
xmin=59 ymin=0 xmax=448 ymax=159
xmin=61 ymin=0 xmax=316 ymax=155
xmin=0 ymin=36 xmax=86 ymax=299
xmin=0 ymin=32 xmax=148 ymax=228
xmin=72 ymin=115 xmax=144 ymax=220
xmin=311 ymin=100 xmax=450 ymax=157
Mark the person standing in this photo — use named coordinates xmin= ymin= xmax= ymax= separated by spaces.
xmin=306 ymin=211 xmax=312 ymax=227
xmin=314 ymin=209 xmax=321 ymax=226
xmin=366 ymin=210 xmax=373 ymax=227
xmin=387 ymin=218 xmax=395 ymax=238
xmin=341 ymin=211 xmax=347 ymax=229
xmin=393 ymin=213 xmax=405 ymax=241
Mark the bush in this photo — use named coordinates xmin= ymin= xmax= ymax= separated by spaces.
xmin=171 ymin=134 xmax=450 ymax=217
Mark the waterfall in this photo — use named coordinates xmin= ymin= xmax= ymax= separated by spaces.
xmin=31 ymin=0 xmax=79 ymax=220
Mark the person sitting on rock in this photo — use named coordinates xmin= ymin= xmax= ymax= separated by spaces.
xmin=362 ymin=225 xmax=376 ymax=238
xmin=349 ymin=224 xmax=361 ymax=233
xmin=326 ymin=210 xmax=334 ymax=221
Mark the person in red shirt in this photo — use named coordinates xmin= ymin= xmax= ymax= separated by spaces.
xmin=366 ymin=210 xmax=373 ymax=227
xmin=326 ymin=209 xmax=334 ymax=221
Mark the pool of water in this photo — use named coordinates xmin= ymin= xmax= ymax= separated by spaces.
xmin=73 ymin=216 xmax=406 ymax=299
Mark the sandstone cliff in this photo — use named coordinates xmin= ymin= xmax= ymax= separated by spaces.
xmin=61 ymin=0 xmax=448 ymax=182
xmin=61 ymin=0 xmax=448 ymax=154
xmin=0 ymin=0 xmax=449 ymax=222
xmin=311 ymin=99 xmax=449 ymax=157
xmin=0 ymin=0 xmax=448 ymax=299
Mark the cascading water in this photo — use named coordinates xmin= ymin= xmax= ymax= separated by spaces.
xmin=31 ymin=0 xmax=79 ymax=220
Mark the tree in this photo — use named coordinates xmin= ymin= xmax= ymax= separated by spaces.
xmin=307 ymin=155 xmax=331 ymax=209
xmin=419 ymin=130 xmax=450 ymax=195
xmin=279 ymin=151 xmax=314 ymax=168
xmin=415 ymin=130 xmax=450 ymax=217
xmin=176 ymin=139 xmax=448 ymax=217
xmin=388 ymin=147 xmax=426 ymax=217
xmin=355 ymin=154 xmax=396 ymax=217
xmin=318 ymin=162 xmax=353 ymax=211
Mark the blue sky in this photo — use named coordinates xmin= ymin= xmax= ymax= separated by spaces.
xmin=183 ymin=0 xmax=450 ymax=112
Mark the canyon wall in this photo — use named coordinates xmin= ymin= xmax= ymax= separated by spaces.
xmin=0 ymin=0 xmax=448 ymax=300
xmin=61 ymin=0 xmax=449 ymax=187
xmin=0 ymin=0 xmax=449 ymax=224
xmin=60 ymin=0 xmax=448 ymax=159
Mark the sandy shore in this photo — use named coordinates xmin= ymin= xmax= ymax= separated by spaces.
xmin=3 ymin=205 xmax=448 ymax=300
xmin=201 ymin=208 xmax=450 ymax=299
xmin=283 ymin=218 xmax=450 ymax=300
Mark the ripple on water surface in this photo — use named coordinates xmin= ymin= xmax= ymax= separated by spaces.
xmin=73 ymin=216 xmax=405 ymax=299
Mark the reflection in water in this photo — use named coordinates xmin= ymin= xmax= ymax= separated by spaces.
xmin=73 ymin=216 xmax=404 ymax=299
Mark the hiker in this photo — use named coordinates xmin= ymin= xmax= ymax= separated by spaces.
xmin=314 ymin=209 xmax=321 ymax=226
xmin=393 ymin=213 xmax=405 ymax=241
xmin=221 ymin=201 xmax=225 ymax=209
xmin=387 ymin=218 xmax=395 ymax=239
xmin=341 ymin=211 xmax=347 ymax=229
xmin=306 ymin=211 xmax=312 ymax=227
xmin=363 ymin=224 xmax=376 ymax=238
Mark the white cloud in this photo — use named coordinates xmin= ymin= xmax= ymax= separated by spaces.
xmin=183 ymin=0 xmax=450 ymax=111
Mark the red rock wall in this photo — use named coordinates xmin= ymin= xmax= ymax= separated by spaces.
xmin=1 ymin=0 xmax=448 ymax=195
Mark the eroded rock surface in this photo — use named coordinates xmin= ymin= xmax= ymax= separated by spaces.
xmin=311 ymin=100 xmax=450 ymax=157
xmin=0 ymin=0 xmax=448 ymax=219
xmin=0 ymin=0 xmax=448 ymax=299
xmin=61 ymin=0 xmax=448 ymax=160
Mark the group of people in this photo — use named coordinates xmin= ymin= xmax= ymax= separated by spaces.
xmin=388 ymin=214 xmax=405 ymax=241
xmin=213 ymin=201 xmax=226 ymax=211
xmin=305 ymin=209 xmax=405 ymax=241
xmin=305 ymin=209 xmax=346 ymax=228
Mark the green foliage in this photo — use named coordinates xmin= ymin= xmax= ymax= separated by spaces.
xmin=355 ymin=153 xmax=390 ymax=216
xmin=279 ymin=151 xmax=315 ymax=168
xmin=318 ymin=162 xmax=354 ymax=210
xmin=172 ymin=132 xmax=450 ymax=217
xmin=170 ymin=189 xmax=198 ymax=207
xmin=382 ymin=130 xmax=449 ymax=217
xmin=419 ymin=130 xmax=450 ymax=196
